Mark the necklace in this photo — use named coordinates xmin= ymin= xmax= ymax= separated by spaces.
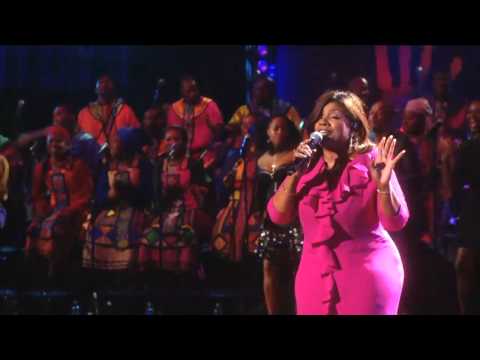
xmin=270 ymin=150 xmax=291 ymax=174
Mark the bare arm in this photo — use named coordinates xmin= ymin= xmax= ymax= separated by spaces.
xmin=15 ymin=128 xmax=48 ymax=149
xmin=267 ymin=139 xmax=312 ymax=225
xmin=371 ymin=136 xmax=410 ymax=231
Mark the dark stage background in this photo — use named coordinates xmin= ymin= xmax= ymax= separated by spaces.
xmin=276 ymin=45 xmax=480 ymax=116
xmin=2 ymin=45 xmax=480 ymax=135
xmin=0 ymin=45 xmax=247 ymax=137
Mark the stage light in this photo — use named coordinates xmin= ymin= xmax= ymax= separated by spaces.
xmin=258 ymin=45 xmax=268 ymax=57
xmin=417 ymin=66 xmax=423 ymax=72
xmin=267 ymin=64 xmax=276 ymax=79
xmin=257 ymin=59 xmax=268 ymax=73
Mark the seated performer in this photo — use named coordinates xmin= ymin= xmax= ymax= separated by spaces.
xmin=139 ymin=126 xmax=211 ymax=287
xmin=82 ymin=127 xmax=152 ymax=290
xmin=26 ymin=126 xmax=93 ymax=287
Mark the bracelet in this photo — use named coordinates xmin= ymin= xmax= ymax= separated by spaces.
xmin=377 ymin=188 xmax=390 ymax=195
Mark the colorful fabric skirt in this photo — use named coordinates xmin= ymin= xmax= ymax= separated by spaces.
xmin=26 ymin=211 xmax=82 ymax=273
xmin=139 ymin=201 xmax=208 ymax=273
xmin=82 ymin=207 xmax=147 ymax=271
xmin=211 ymin=195 xmax=262 ymax=263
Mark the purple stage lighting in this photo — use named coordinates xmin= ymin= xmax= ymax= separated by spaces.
xmin=257 ymin=59 xmax=268 ymax=73
xmin=258 ymin=45 xmax=268 ymax=57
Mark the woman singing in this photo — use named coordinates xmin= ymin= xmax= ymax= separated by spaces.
xmin=267 ymin=90 xmax=409 ymax=315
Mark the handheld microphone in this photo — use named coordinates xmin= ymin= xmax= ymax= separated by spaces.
xmin=294 ymin=131 xmax=327 ymax=171
xmin=167 ymin=143 xmax=176 ymax=159
xmin=98 ymin=142 xmax=109 ymax=156
xmin=239 ymin=124 xmax=256 ymax=158
xmin=239 ymin=134 xmax=251 ymax=158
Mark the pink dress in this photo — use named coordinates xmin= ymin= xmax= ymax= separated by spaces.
xmin=267 ymin=149 xmax=408 ymax=315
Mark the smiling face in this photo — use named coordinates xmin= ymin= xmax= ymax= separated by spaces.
xmin=313 ymin=101 xmax=353 ymax=150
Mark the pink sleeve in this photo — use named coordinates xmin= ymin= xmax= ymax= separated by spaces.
xmin=378 ymin=169 xmax=410 ymax=232
xmin=207 ymin=101 xmax=224 ymax=126
xmin=267 ymin=197 xmax=297 ymax=226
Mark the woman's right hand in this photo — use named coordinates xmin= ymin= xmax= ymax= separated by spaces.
xmin=292 ymin=140 xmax=316 ymax=176
xmin=293 ymin=139 xmax=314 ymax=160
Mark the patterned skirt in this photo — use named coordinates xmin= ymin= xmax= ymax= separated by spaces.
xmin=211 ymin=195 xmax=262 ymax=263
xmin=82 ymin=207 xmax=147 ymax=271
xmin=139 ymin=201 xmax=208 ymax=273
xmin=26 ymin=211 xmax=82 ymax=273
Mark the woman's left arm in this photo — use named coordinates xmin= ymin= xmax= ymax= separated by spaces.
xmin=370 ymin=135 xmax=410 ymax=232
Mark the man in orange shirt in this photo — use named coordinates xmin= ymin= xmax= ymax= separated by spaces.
xmin=167 ymin=75 xmax=224 ymax=169
xmin=77 ymin=74 xmax=140 ymax=147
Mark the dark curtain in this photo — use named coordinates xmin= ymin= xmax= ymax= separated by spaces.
xmin=0 ymin=45 xmax=246 ymax=137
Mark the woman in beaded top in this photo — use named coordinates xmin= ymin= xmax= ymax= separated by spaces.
xmin=254 ymin=115 xmax=302 ymax=314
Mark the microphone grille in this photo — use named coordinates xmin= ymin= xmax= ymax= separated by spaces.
xmin=310 ymin=131 xmax=325 ymax=145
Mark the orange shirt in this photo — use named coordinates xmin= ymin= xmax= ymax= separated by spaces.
xmin=77 ymin=100 xmax=140 ymax=146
